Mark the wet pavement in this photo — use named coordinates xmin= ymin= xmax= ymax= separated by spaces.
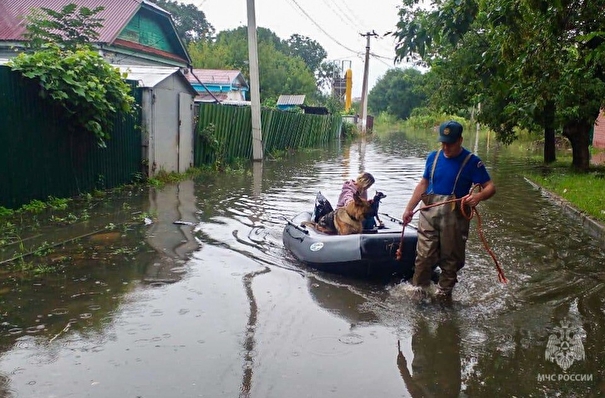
xmin=1 ymin=131 xmax=604 ymax=397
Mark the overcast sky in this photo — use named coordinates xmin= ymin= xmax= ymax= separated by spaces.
xmin=183 ymin=0 xmax=412 ymax=97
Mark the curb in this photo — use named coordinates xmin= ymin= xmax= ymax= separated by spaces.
xmin=524 ymin=177 xmax=605 ymax=243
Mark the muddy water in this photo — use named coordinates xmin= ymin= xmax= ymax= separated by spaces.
xmin=1 ymin=131 xmax=604 ymax=397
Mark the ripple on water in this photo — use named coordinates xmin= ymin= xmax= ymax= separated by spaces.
xmin=338 ymin=332 xmax=364 ymax=345
xmin=304 ymin=336 xmax=352 ymax=356
xmin=170 ymin=266 xmax=188 ymax=274
xmin=26 ymin=325 xmax=45 ymax=334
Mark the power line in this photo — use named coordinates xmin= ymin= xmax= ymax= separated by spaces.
xmin=286 ymin=0 xmax=359 ymax=54
xmin=325 ymin=0 xmax=361 ymax=32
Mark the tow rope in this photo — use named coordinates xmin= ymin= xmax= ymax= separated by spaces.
xmin=396 ymin=185 xmax=507 ymax=284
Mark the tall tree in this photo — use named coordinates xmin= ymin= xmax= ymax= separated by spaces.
xmin=368 ymin=68 xmax=428 ymax=120
xmin=392 ymin=0 xmax=605 ymax=170
xmin=286 ymin=34 xmax=327 ymax=75
xmin=148 ymin=0 xmax=214 ymax=43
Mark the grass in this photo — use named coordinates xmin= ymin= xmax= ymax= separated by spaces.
xmin=524 ymin=160 xmax=605 ymax=223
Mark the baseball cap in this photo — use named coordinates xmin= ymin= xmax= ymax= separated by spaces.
xmin=438 ymin=121 xmax=463 ymax=144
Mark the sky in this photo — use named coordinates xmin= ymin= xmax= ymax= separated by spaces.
xmin=183 ymin=0 xmax=412 ymax=97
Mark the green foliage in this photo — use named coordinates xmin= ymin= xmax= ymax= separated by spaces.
xmin=286 ymin=34 xmax=327 ymax=74
xmin=316 ymin=60 xmax=340 ymax=92
xmin=404 ymin=111 xmax=464 ymax=131
xmin=341 ymin=121 xmax=358 ymax=138
xmin=197 ymin=123 xmax=229 ymax=170
xmin=24 ymin=3 xmax=104 ymax=50
xmin=21 ymin=199 xmax=47 ymax=214
xmin=0 ymin=207 xmax=15 ymax=218
xmin=188 ymin=26 xmax=322 ymax=103
xmin=148 ymin=0 xmax=215 ymax=43
xmin=392 ymin=0 xmax=605 ymax=170
xmin=198 ymin=123 xmax=219 ymax=151
xmin=368 ymin=68 xmax=428 ymax=120
xmin=316 ymin=93 xmax=344 ymax=115
xmin=47 ymin=196 xmax=71 ymax=211
xmin=9 ymin=44 xmax=136 ymax=147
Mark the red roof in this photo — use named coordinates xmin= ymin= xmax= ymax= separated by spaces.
xmin=0 ymin=0 xmax=153 ymax=43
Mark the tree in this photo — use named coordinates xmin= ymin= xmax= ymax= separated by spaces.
xmin=148 ymin=0 xmax=214 ymax=43
xmin=188 ymin=40 xmax=235 ymax=70
xmin=316 ymin=60 xmax=340 ymax=92
xmin=392 ymin=0 xmax=605 ymax=170
xmin=188 ymin=27 xmax=318 ymax=104
xmin=24 ymin=3 xmax=104 ymax=50
xmin=368 ymin=68 xmax=427 ymax=120
xmin=286 ymin=34 xmax=327 ymax=75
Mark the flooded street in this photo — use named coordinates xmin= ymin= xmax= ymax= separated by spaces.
xmin=1 ymin=131 xmax=604 ymax=397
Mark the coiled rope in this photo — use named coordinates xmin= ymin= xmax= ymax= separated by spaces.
xmin=396 ymin=185 xmax=507 ymax=284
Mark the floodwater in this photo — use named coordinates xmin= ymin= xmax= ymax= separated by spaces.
xmin=1 ymin=130 xmax=604 ymax=397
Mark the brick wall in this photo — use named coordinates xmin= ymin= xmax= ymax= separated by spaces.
xmin=594 ymin=110 xmax=605 ymax=148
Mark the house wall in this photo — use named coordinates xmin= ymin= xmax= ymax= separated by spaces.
xmin=119 ymin=9 xmax=177 ymax=54
xmin=593 ymin=110 xmax=605 ymax=149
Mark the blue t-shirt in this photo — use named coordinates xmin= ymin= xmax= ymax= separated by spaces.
xmin=422 ymin=148 xmax=491 ymax=198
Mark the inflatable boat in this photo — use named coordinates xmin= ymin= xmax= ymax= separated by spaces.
xmin=282 ymin=194 xmax=418 ymax=282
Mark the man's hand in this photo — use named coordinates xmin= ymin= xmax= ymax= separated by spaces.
xmin=402 ymin=209 xmax=414 ymax=225
xmin=462 ymin=193 xmax=479 ymax=208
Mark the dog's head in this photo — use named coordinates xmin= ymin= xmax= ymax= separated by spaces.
xmin=372 ymin=191 xmax=386 ymax=203
xmin=345 ymin=192 xmax=373 ymax=220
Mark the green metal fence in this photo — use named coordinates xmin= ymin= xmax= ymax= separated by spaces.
xmin=194 ymin=103 xmax=342 ymax=166
xmin=1 ymin=63 xmax=343 ymax=208
xmin=0 ymin=66 xmax=142 ymax=209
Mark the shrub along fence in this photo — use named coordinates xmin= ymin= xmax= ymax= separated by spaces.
xmin=0 ymin=66 xmax=142 ymax=209
xmin=195 ymin=103 xmax=342 ymax=166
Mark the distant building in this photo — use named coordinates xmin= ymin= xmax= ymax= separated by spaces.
xmin=593 ymin=110 xmax=605 ymax=149
xmin=186 ymin=69 xmax=249 ymax=104
xmin=276 ymin=95 xmax=306 ymax=111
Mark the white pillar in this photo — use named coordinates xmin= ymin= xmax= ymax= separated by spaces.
xmin=246 ymin=0 xmax=263 ymax=160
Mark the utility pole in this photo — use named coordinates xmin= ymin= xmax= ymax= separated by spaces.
xmin=359 ymin=31 xmax=378 ymax=134
xmin=246 ymin=0 xmax=263 ymax=160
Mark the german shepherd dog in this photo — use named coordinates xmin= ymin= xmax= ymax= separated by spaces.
xmin=304 ymin=192 xmax=372 ymax=235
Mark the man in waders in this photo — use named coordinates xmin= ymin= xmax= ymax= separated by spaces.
xmin=402 ymin=120 xmax=496 ymax=299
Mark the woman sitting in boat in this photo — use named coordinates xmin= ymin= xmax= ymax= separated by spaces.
xmin=336 ymin=172 xmax=377 ymax=229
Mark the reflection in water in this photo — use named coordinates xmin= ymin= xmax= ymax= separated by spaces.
xmin=240 ymin=267 xmax=270 ymax=397
xmin=307 ymin=276 xmax=380 ymax=327
xmin=397 ymin=317 xmax=461 ymax=398
xmin=252 ymin=161 xmax=263 ymax=197
xmin=145 ymin=180 xmax=200 ymax=284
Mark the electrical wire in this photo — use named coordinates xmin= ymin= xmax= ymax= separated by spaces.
xmin=286 ymin=0 xmax=360 ymax=54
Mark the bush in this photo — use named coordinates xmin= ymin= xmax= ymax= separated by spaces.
xmin=8 ymin=44 xmax=136 ymax=147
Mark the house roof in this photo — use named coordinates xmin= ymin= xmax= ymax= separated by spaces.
xmin=116 ymin=64 xmax=197 ymax=95
xmin=0 ymin=0 xmax=190 ymax=64
xmin=0 ymin=0 xmax=139 ymax=42
xmin=277 ymin=95 xmax=306 ymax=106
xmin=187 ymin=69 xmax=248 ymax=89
